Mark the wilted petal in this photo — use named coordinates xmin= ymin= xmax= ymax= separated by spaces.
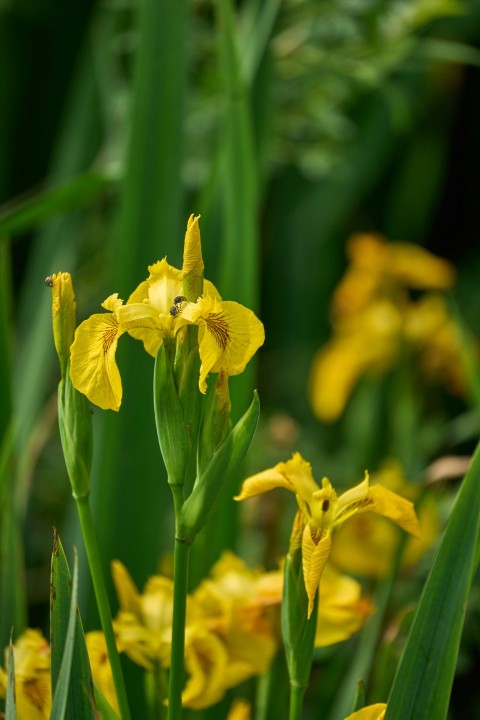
xmin=302 ymin=525 xmax=331 ymax=619
xmin=70 ymin=293 xmax=125 ymax=411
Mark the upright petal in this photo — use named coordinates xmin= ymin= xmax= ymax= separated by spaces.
xmin=302 ymin=525 xmax=331 ymax=619
xmin=69 ymin=294 xmax=125 ymax=411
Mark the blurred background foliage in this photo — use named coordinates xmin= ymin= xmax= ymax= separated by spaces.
xmin=1 ymin=0 xmax=480 ymax=717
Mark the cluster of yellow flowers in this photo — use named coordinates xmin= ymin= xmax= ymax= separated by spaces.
xmin=0 ymin=552 xmax=374 ymax=718
xmin=309 ymin=233 xmax=464 ymax=421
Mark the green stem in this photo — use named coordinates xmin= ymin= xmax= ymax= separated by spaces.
xmin=167 ymin=534 xmax=190 ymax=720
xmin=76 ymin=496 xmax=131 ymax=720
xmin=289 ymin=684 xmax=306 ymax=720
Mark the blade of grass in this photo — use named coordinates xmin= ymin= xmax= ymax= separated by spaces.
xmin=50 ymin=529 xmax=97 ymax=719
xmin=5 ymin=635 xmax=16 ymax=720
xmin=50 ymin=545 xmax=80 ymax=720
xmin=385 ymin=442 xmax=480 ymax=720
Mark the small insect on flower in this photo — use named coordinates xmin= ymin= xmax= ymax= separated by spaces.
xmin=170 ymin=295 xmax=187 ymax=318
xmin=45 ymin=275 xmax=54 ymax=287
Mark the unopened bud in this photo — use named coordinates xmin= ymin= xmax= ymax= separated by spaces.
xmin=182 ymin=214 xmax=204 ymax=302
xmin=46 ymin=272 xmax=76 ymax=379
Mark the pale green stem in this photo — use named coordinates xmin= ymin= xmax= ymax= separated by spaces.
xmin=167 ymin=494 xmax=190 ymax=720
xmin=76 ymin=496 xmax=131 ymax=720
xmin=289 ymin=684 xmax=306 ymax=720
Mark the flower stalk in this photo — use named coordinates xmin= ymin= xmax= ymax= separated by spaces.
xmin=76 ymin=497 xmax=131 ymax=720
xmin=167 ymin=535 xmax=191 ymax=720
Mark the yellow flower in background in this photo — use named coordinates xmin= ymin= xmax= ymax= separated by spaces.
xmin=0 ymin=630 xmax=51 ymax=720
xmin=343 ymin=703 xmax=387 ymax=720
xmin=309 ymin=233 xmax=466 ymax=422
xmin=314 ymin=565 xmax=373 ymax=647
xmin=110 ymin=553 xmax=277 ymax=709
xmin=85 ymin=631 xmax=119 ymax=714
xmin=236 ymin=453 xmax=420 ymax=617
xmin=70 ymin=216 xmax=264 ymax=409
xmin=330 ymin=460 xmax=440 ymax=578
xmin=309 ymin=300 xmax=402 ymax=422
xmin=191 ymin=552 xmax=277 ymax=689
xmin=333 ymin=233 xmax=455 ymax=319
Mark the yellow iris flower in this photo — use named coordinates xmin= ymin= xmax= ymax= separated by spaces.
xmin=70 ymin=217 xmax=264 ymax=410
xmin=310 ymin=233 xmax=462 ymax=422
xmin=0 ymin=630 xmax=51 ymax=720
xmin=235 ymin=453 xmax=420 ymax=617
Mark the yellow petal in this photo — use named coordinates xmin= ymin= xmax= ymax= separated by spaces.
xmin=343 ymin=703 xmax=387 ymax=720
xmin=69 ymin=293 xmax=125 ymax=411
xmin=5 ymin=630 xmax=52 ymax=720
xmin=85 ymin=631 xmax=119 ymax=714
xmin=334 ymin=474 xmax=420 ymax=538
xmin=227 ymin=699 xmax=252 ymax=720
xmin=182 ymin=629 xmax=229 ymax=709
xmin=388 ymin=242 xmax=455 ymax=290
xmin=117 ymin=302 xmax=166 ymax=357
xmin=302 ymin=525 xmax=331 ymax=618
xmin=181 ymin=295 xmax=264 ymax=393
xmin=111 ymin=560 xmax=142 ymax=616
xmin=366 ymin=484 xmax=421 ymax=538
xmin=315 ymin=565 xmax=373 ymax=647
xmin=234 ymin=465 xmax=294 ymax=501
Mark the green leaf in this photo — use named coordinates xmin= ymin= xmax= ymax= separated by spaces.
xmin=282 ymin=550 xmax=317 ymax=691
xmin=50 ymin=543 xmax=79 ymax=720
xmin=177 ymin=390 xmax=260 ymax=542
xmin=50 ymin=530 xmax=96 ymax=720
xmin=0 ymin=172 xmax=111 ymax=241
xmin=5 ymin=635 xmax=16 ymax=720
xmin=385 ymin=442 xmax=480 ymax=720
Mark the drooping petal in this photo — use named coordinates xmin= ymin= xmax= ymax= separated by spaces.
xmin=301 ymin=525 xmax=331 ymax=618
xmin=69 ymin=293 xmax=125 ymax=411
xmin=334 ymin=473 xmax=420 ymax=538
xmin=117 ymin=302 xmax=166 ymax=357
xmin=181 ymin=295 xmax=264 ymax=392
xmin=343 ymin=704 xmax=387 ymax=720
xmin=365 ymin=484 xmax=421 ymax=537
xmin=234 ymin=465 xmax=294 ymax=501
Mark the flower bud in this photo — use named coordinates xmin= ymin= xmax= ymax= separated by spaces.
xmin=46 ymin=272 xmax=76 ymax=380
xmin=182 ymin=214 xmax=204 ymax=302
